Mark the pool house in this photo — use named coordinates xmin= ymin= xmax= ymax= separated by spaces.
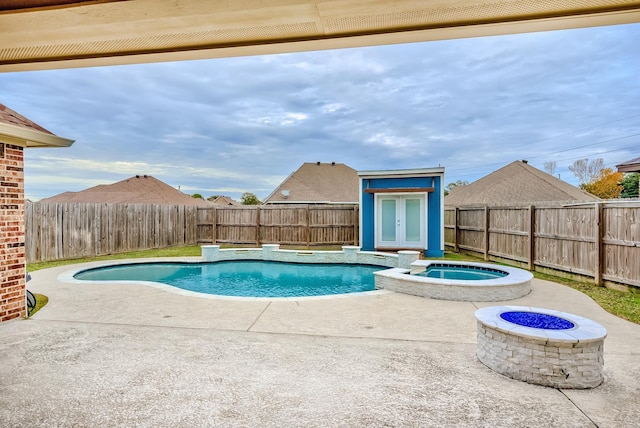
xmin=358 ymin=167 xmax=445 ymax=257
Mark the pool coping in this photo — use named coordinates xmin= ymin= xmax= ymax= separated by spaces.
xmin=406 ymin=260 xmax=534 ymax=287
xmin=373 ymin=260 xmax=533 ymax=302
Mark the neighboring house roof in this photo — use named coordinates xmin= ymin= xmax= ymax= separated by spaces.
xmin=0 ymin=102 xmax=52 ymax=134
xmin=0 ymin=102 xmax=74 ymax=148
xmin=40 ymin=175 xmax=210 ymax=206
xmin=210 ymin=196 xmax=240 ymax=206
xmin=264 ymin=162 xmax=359 ymax=204
xmin=616 ymin=157 xmax=640 ymax=173
xmin=445 ymin=160 xmax=600 ymax=206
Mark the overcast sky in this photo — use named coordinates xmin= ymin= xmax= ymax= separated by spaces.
xmin=2 ymin=23 xmax=638 ymax=201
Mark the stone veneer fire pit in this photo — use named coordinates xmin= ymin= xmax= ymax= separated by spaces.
xmin=475 ymin=306 xmax=607 ymax=389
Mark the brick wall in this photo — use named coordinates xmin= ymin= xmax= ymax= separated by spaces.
xmin=0 ymin=143 xmax=26 ymax=322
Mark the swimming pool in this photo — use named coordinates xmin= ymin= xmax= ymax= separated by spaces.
xmin=73 ymin=261 xmax=384 ymax=298
xmin=415 ymin=264 xmax=507 ymax=280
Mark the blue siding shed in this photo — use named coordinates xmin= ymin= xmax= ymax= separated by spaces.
xmin=358 ymin=168 xmax=444 ymax=257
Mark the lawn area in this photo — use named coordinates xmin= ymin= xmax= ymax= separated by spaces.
xmin=26 ymin=245 xmax=639 ymax=324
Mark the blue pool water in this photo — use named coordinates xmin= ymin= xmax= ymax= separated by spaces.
xmin=500 ymin=311 xmax=576 ymax=330
xmin=74 ymin=261 xmax=383 ymax=297
xmin=415 ymin=264 xmax=507 ymax=280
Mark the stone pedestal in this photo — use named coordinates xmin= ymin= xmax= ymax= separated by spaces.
xmin=201 ymin=245 xmax=220 ymax=261
xmin=397 ymin=250 xmax=420 ymax=269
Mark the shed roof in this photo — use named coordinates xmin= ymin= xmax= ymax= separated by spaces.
xmin=40 ymin=175 xmax=210 ymax=206
xmin=616 ymin=157 xmax=640 ymax=173
xmin=445 ymin=160 xmax=600 ymax=206
xmin=264 ymin=162 xmax=359 ymax=204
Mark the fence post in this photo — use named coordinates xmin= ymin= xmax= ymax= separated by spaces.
xmin=484 ymin=206 xmax=490 ymax=261
xmin=454 ymin=207 xmax=459 ymax=253
xmin=595 ymin=203 xmax=604 ymax=286
xmin=211 ymin=207 xmax=217 ymax=244
xmin=528 ymin=205 xmax=535 ymax=271
xmin=353 ymin=205 xmax=358 ymax=246
xmin=256 ymin=206 xmax=261 ymax=246
xmin=306 ymin=205 xmax=311 ymax=248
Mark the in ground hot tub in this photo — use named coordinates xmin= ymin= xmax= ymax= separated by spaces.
xmin=475 ymin=306 xmax=607 ymax=389
xmin=374 ymin=260 xmax=532 ymax=301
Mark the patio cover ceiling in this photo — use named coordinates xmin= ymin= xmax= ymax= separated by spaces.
xmin=1 ymin=0 xmax=640 ymax=72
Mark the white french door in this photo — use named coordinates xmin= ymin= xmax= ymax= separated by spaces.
xmin=375 ymin=194 xmax=426 ymax=249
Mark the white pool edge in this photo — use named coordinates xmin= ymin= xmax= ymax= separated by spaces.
xmin=374 ymin=260 xmax=533 ymax=302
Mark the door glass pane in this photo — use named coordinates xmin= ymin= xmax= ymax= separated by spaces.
xmin=405 ymin=198 xmax=421 ymax=242
xmin=381 ymin=199 xmax=396 ymax=242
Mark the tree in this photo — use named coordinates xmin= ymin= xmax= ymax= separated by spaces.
xmin=620 ymin=173 xmax=639 ymax=198
xmin=543 ymin=161 xmax=557 ymax=176
xmin=191 ymin=193 xmax=203 ymax=199
xmin=240 ymin=192 xmax=261 ymax=205
xmin=444 ymin=180 xmax=469 ymax=196
xmin=582 ymin=168 xmax=624 ymax=199
xmin=568 ymin=158 xmax=604 ymax=185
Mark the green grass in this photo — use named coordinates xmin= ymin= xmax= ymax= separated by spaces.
xmin=27 ymin=245 xmax=203 ymax=272
xmin=533 ymin=271 xmax=640 ymax=324
xmin=28 ymin=293 xmax=49 ymax=317
xmin=25 ymin=246 xmax=640 ymax=325
xmin=442 ymin=252 xmax=640 ymax=324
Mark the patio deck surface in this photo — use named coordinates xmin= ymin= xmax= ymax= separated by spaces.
xmin=2 ymin=258 xmax=639 ymax=427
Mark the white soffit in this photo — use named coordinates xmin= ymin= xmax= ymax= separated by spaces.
xmin=0 ymin=123 xmax=74 ymax=148
xmin=0 ymin=0 xmax=639 ymax=71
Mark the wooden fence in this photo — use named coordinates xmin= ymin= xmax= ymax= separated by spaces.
xmin=444 ymin=202 xmax=640 ymax=288
xmin=25 ymin=202 xmax=199 ymax=262
xmin=196 ymin=204 xmax=359 ymax=247
xmin=25 ymin=202 xmax=359 ymax=262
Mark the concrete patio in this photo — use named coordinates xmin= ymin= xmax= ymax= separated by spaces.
xmin=1 ymin=259 xmax=639 ymax=427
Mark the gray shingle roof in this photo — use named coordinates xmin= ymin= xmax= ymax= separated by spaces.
xmin=40 ymin=175 xmax=211 ymax=206
xmin=264 ymin=162 xmax=359 ymax=204
xmin=445 ymin=161 xmax=600 ymax=206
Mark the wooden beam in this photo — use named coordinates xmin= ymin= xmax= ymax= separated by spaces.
xmin=364 ymin=187 xmax=434 ymax=194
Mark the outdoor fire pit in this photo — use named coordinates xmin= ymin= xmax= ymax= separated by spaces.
xmin=475 ymin=306 xmax=607 ymax=389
